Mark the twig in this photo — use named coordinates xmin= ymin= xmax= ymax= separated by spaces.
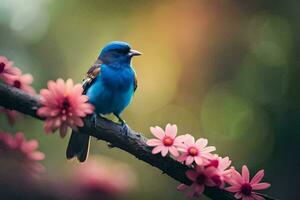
xmin=0 ymin=83 xmax=277 ymax=200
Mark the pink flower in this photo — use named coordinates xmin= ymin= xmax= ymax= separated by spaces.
xmin=177 ymin=134 xmax=216 ymax=166
xmin=0 ymin=57 xmax=35 ymax=125
xmin=7 ymin=73 xmax=36 ymax=95
xmin=37 ymin=79 xmax=94 ymax=137
xmin=146 ymin=124 xmax=185 ymax=157
xmin=71 ymin=157 xmax=136 ymax=198
xmin=205 ymin=155 xmax=232 ymax=188
xmin=14 ymin=132 xmax=45 ymax=161
xmin=177 ymin=165 xmax=216 ymax=198
xmin=0 ymin=107 xmax=17 ymax=126
xmin=226 ymin=165 xmax=271 ymax=200
xmin=0 ymin=56 xmax=21 ymax=83
xmin=0 ymin=131 xmax=45 ymax=176
xmin=0 ymin=132 xmax=16 ymax=150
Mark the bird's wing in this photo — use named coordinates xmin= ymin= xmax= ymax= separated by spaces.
xmin=134 ymin=72 xmax=138 ymax=92
xmin=82 ymin=62 xmax=102 ymax=94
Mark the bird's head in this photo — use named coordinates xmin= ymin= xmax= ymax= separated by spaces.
xmin=98 ymin=41 xmax=141 ymax=67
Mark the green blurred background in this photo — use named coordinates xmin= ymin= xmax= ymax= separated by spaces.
xmin=0 ymin=0 xmax=299 ymax=199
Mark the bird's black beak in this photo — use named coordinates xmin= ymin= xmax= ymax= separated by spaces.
xmin=129 ymin=49 xmax=142 ymax=57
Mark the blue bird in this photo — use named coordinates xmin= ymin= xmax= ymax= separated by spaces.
xmin=66 ymin=41 xmax=141 ymax=162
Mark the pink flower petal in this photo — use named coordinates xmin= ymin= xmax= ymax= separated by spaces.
xmin=243 ymin=196 xmax=252 ymax=200
xmin=177 ymin=184 xmax=188 ymax=191
xmin=231 ymin=168 xmax=243 ymax=185
xmin=194 ymin=156 xmax=204 ymax=166
xmin=186 ymin=170 xmax=198 ymax=181
xmin=234 ymin=192 xmax=242 ymax=199
xmin=177 ymin=146 xmax=188 ymax=153
xmin=73 ymin=117 xmax=84 ymax=127
xmin=22 ymin=85 xmax=36 ymax=95
xmin=195 ymin=138 xmax=208 ymax=149
xmin=20 ymin=74 xmax=33 ymax=84
xmin=173 ymin=139 xmax=186 ymax=148
xmin=252 ymin=183 xmax=271 ymax=190
xmin=161 ymin=147 xmax=168 ymax=157
xmin=176 ymin=134 xmax=192 ymax=143
xmin=202 ymin=146 xmax=216 ymax=153
xmin=226 ymin=185 xmax=240 ymax=193
xmin=177 ymin=154 xmax=187 ymax=162
xmin=184 ymin=134 xmax=195 ymax=146
xmin=250 ymin=170 xmax=264 ymax=185
xmin=59 ymin=124 xmax=68 ymax=137
xmin=201 ymin=152 xmax=214 ymax=160
xmin=165 ymin=124 xmax=177 ymax=138
xmin=242 ymin=165 xmax=250 ymax=183
xmin=146 ymin=139 xmax=162 ymax=146
xmin=185 ymin=156 xmax=194 ymax=165
xmin=29 ymin=152 xmax=45 ymax=160
xmin=219 ymin=156 xmax=232 ymax=171
xmin=152 ymin=145 xmax=164 ymax=154
xmin=186 ymin=189 xmax=195 ymax=198
xmin=24 ymin=140 xmax=38 ymax=152
xmin=15 ymin=132 xmax=25 ymax=145
xmin=194 ymin=184 xmax=205 ymax=195
xmin=168 ymin=146 xmax=179 ymax=157
xmin=150 ymin=126 xmax=164 ymax=139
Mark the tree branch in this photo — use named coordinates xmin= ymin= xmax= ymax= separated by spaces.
xmin=0 ymin=83 xmax=276 ymax=200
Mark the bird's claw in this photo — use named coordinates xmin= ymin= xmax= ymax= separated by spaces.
xmin=117 ymin=117 xmax=130 ymax=135
xmin=118 ymin=118 xmax=126 ymax=125
xmin=121 ymin=123 xmax=129 ymax=136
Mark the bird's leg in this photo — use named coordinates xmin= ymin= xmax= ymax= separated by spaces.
xmin=114 ymin=114 xmax=129 ymax=135
xmin=114 ymin=114 xmax=126 ymax=125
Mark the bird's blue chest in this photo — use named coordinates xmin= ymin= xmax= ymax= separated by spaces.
xmin=86 ymin=65 xmax=135 ymax=115
xmin=101 ymin=66 xmax=134 ymax=91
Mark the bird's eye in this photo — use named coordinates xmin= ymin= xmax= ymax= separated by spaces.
xmin=115 ymin=49 xmax=129 ymax=54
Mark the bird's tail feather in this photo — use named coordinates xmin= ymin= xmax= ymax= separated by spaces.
xmin=66 ymin=131 xmax=90 ymax=162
